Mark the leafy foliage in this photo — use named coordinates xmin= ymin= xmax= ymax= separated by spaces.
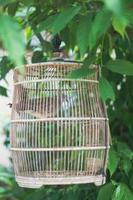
xmin=0 ymin=56 xmax=14 ymax=80
xmin=97 ymin=182 xmax=115 ymax=200
xmin=0 ymin=86 xmax=8 ymax=96
xmin=51 ymin=6 xmax=81 ymax=34
xmin=88 ymin=8 xmax=112 ymax=49
xmin=112 ymin=183 xmax=133 ymax=200
xmin=99 ymin=76 xmax=115 ymax=101
xmin=108 ymin=146 xmax=119 ymax=176
xmin=76 ymin=15 xmax=91 ymax=56
xmin=68 ymin=67 xmax=95 ymax=79
xmin=106 ymin=59 xmax=133 ymax=75
xmin=0 ymin=15 xmax=25 ymax=67
xmin=0 ymin=0 xmax=133 ymax=200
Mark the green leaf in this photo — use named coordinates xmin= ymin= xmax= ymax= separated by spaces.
xmin=0 ymin=86 xmax=8 ymax=96
xmin=0 ymin=56 xmax=14 ymax=80
xmin=112 ymin=15 xmax=128 ymax=37
xmin=0 ymin=15 xmax=25 ymax=67
xmin=117 ymin=142 xmax=133 ymax=160
xmin=126 ymin=10 xmax=133 ymax=26
xmin=97 ymin=183 xmax=115 ymax=200
xmin=112 ymin=183 xmax=133 ymax=200
xmin=8 ymin=2 xmax=18 ymax=16
xmin=0 ymin=176 xmax=12 ymax=186
xmin=0 ymin=0 xmax=15 ymax=6
xmin=99 ymin=76 xmax=115 ymax=102
xmin=104 ymin=0 xmax=122 ymax=16
xmin=0 ymin=173 xmax=13 ymax=178
xmin=68 ymin=67 xmax=95 ymax=79
xmin=76 ymin=15 xmax=91 ymax=56
xmin=108 ymin=146 xmax=119 ymax=176
xmin=122 ymin=158 xmax=132 ymax=175
xmin=106 ymin=59 xmax=133 ymax=75
xmin=36 ymin=14 xmax=58 ymax=33
xmin=0 ymin=187 xmax=12 ymax=198
xmin=51 ymin=6 xmax=81 ymax=34
xmin=25 ymin=188 xmax=46 ymax=200
xmin=104 ymin=0 xmax=129 ymax=36
xmin=88 ymin=8 xmax=112 ymax=49
xmin=129 ymin=174 xmax=133 ymax=189
xmin=60 ymin=18 xmax=78 ymax=50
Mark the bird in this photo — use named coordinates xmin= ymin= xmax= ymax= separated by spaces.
xmin=14 ymin=85 xmax=67 ymax=118
xmin=86 ymin=158 xmax=103 ymax=175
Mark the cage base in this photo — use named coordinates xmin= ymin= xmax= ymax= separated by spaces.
xmin=16 ymin=175 xmax=105 ymax=188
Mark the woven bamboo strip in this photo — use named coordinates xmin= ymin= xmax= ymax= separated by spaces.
xmin=11 ymin=117 xmax=109 ymax=123
xmin=11 ymin=146 xmax=109 ymax=151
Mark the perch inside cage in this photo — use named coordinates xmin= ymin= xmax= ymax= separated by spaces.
xmin=10 ymin=61 xmax=110 ymax=188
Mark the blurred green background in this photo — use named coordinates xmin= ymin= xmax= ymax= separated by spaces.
xmin=0 ymin=0 xmax=133 ymax=199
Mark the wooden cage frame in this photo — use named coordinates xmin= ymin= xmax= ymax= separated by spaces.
xmin=10 ymin=62 xmax=110 ymax=188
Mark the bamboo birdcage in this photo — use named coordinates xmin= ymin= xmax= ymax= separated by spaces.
xmin=10 ymin=61 xmax=110 ymax=188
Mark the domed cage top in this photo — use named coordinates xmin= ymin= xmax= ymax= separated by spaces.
xmin=10 ymin=61 xmax=110 ymax=188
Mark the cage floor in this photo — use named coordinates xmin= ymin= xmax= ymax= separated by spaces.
xmin=16 ymin=174 xmax=105 ymax=188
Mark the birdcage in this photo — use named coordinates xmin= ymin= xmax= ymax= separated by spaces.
xmin=10 ymin=61 xmax=110 ymax=188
